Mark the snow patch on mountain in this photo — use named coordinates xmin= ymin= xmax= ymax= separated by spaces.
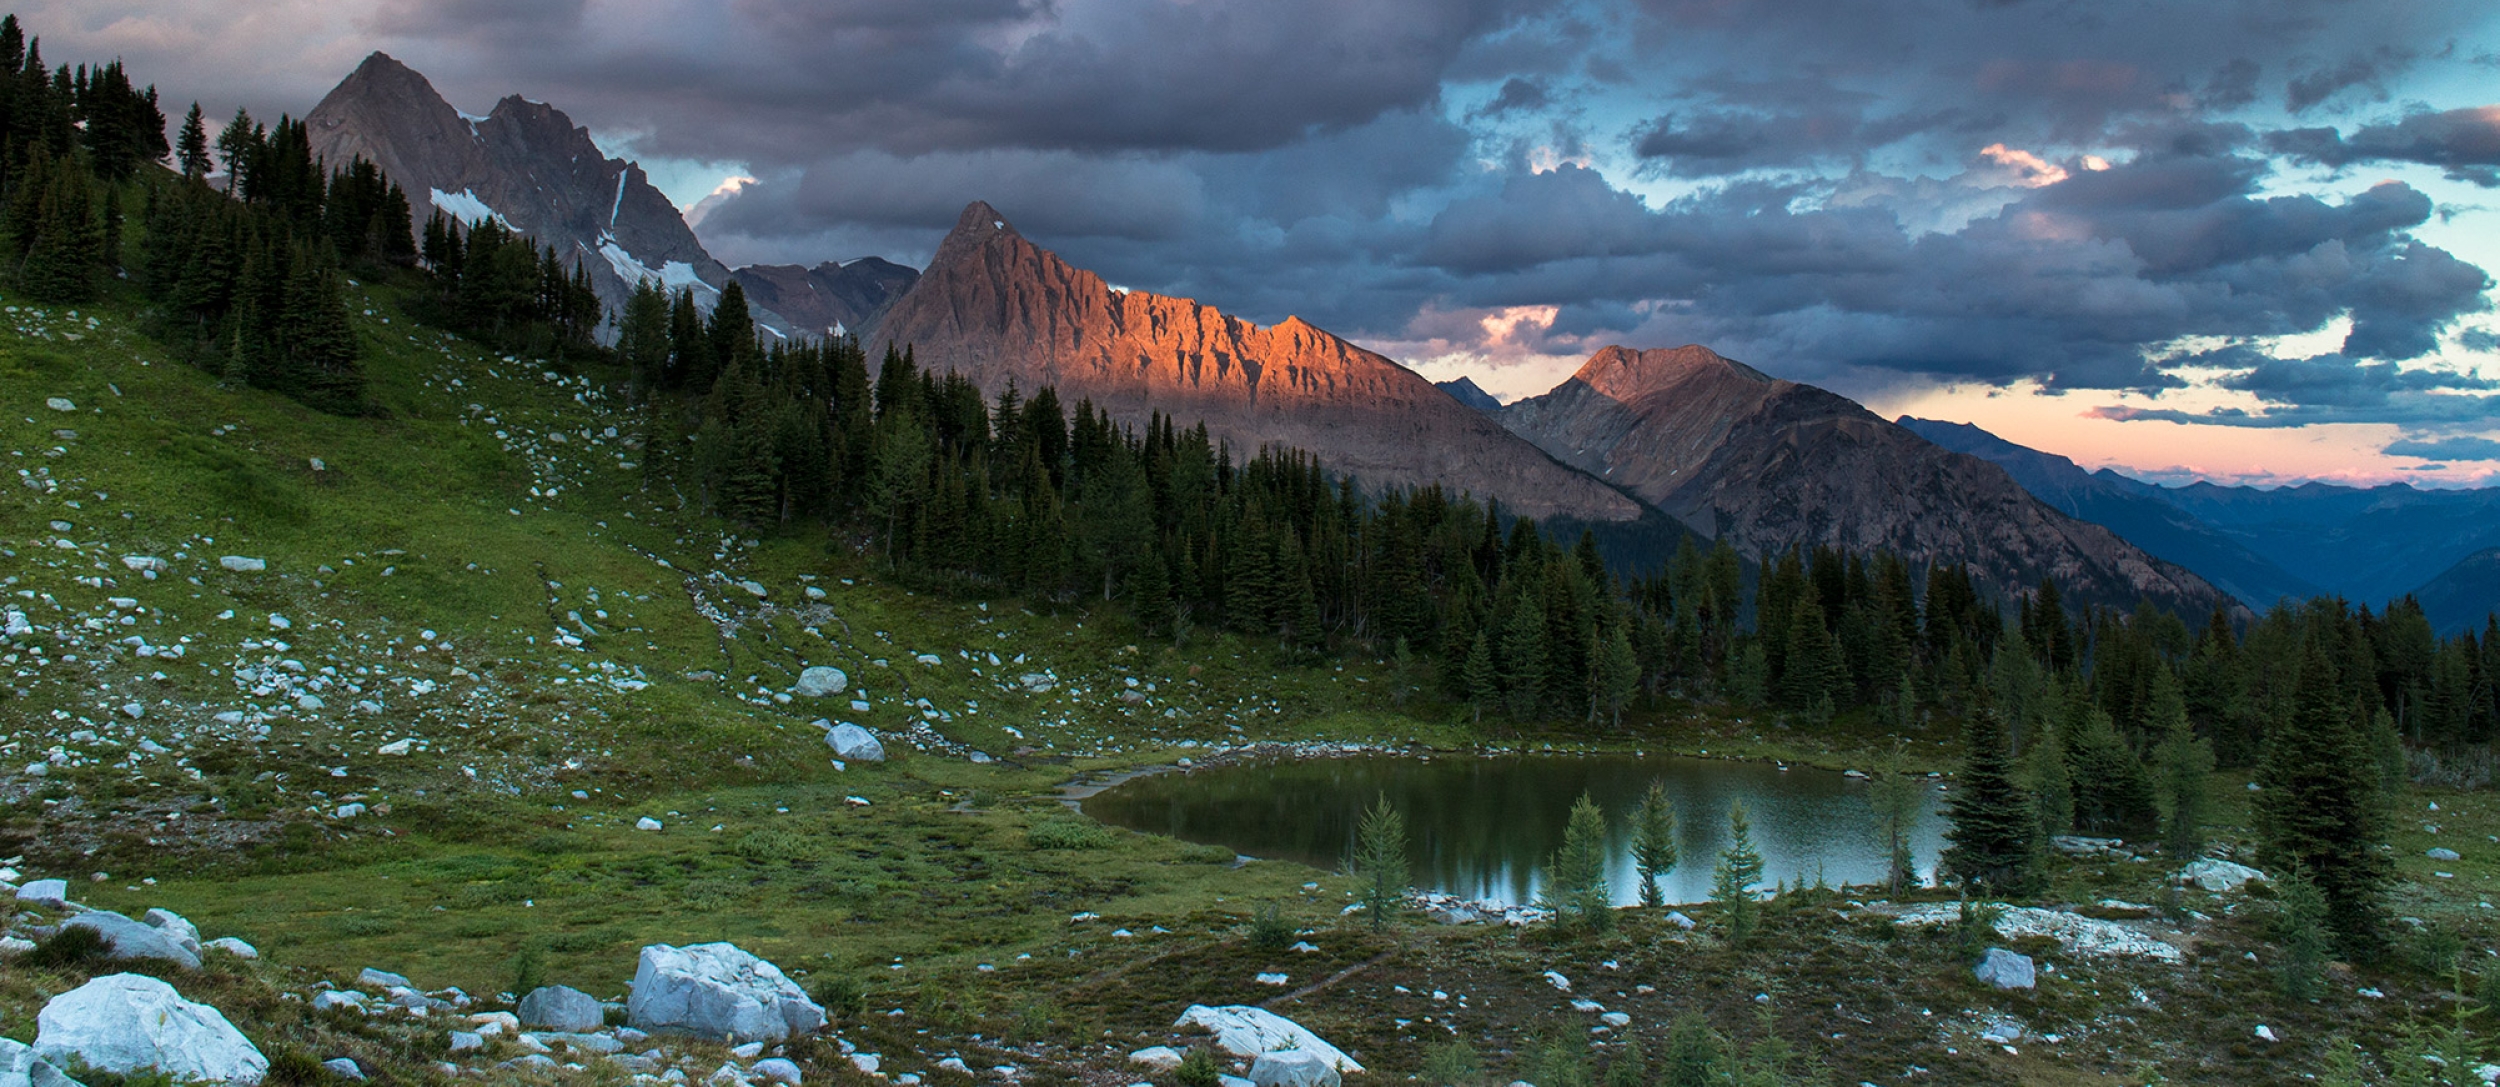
xmin=429 ymin=188 xmax=508 ymax=228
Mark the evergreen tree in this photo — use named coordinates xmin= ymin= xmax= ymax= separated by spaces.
xmin=2272 ymin=863 xmax=2331 ymax=1002
xmin=1348 ymin=793 xmax=1410 ymax=935
xmin=1712 ymin=800 xmax=1765 ymax=946
xmin=1500 ymin=591 xmax=1548 ymax=722
xmin=1132 ymin=548 xmax=1175 ymax=638
xmin=2149 ymin=668 xmax=2214 ymax=860
xmin=2257 ymin=640 xmax=2393 ymax=955
xmin=1544 ymin=792 xmax=1613 ymax=934
xmin=1461 ymin=629 xmax=1497 ymax=726
xmin=1660 ymin=1014 xmax=1725 ymax=1087
xmin=1867 ymin=753 xmax=1924 ymax=894
xmin=2027 ymin=718 xmax=2074 ymax=841
xmin=2066 ymin=708 xmax=2156 ymax=835
xmin=1591 ymin=619 xmax=1640 ymax=727
xmin=1629 ymin=780 xmax=1680 ymax=909
xmin=176 ymin=101 xmax=210 ymax=179
xmin=1943 ymin=709 xmax=2040 ymax=896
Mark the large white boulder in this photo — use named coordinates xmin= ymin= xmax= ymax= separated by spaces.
xmin=217 ymin=556 xmax=266 ymax=573
xmin=15 ymin=879 xmax=68 ymax=908
xmin=1174 ymin=1006 xmax=1362 ymax=1073
xmin=144 ymin=908 xmax=202 ymax=955
xmin=66 ymin=911 xmax=202 ymax=970
xmin=827 ymin=723 xmax=885 ymax=763
xmin=627 ymin=943 xmax=826 ymax=1044
xmin=795 ymin=667 xmax=848 ymax=698
xmin=517 ymin=985 xmax=604 ymax=1033
xmin=1 ymin=1038 xmax=83 ymax=1087
xmin=2177 ymin=858 xmax=2265 ymax=893
xmin=1250 ymin=1050 xmax=1343 ymax=1087
xmin=1974 ymin=948 xmax=2035 ymax=990
xmin=36 ymin=974 xmax=268 ymax=1084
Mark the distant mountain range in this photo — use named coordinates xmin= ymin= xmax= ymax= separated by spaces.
xmin=1900 ymin=417 xmax=2500 ymax=631
xmin=301 ymin=54 xmax=2331 ymax=620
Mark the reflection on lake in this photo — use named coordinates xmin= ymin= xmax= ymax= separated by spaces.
xmin=1083 ymin=754 xmax=1948 ymax=906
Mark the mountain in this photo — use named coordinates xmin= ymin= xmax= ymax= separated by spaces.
xmin=1437 ymin=376 xmax=1503 ymax=413
xmin=2414 ymin=548 xmax=2500 ymax=636
xmin=864 ymin=203 xmax=1643 ymax=523
xmin=2091 ymin=476 xmax=2500 ymax=609
xmin=731 ymin=258 xmax=919 ymax=339
xmin=1897 ymin=417 xmax=2320 ymax=608
xmin=306 ymin=53 xmax=753 ymax=328
xmin=1495 ymin=345 xmax=2227 ymax=613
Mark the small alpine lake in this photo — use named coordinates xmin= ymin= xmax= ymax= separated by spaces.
xmin=1083 ymin=752 xmax=1951 ymax=906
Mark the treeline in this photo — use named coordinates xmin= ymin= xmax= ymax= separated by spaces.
xmin=415 ymin=211 xmax=601 ymax=362
xmin=0 ymin=14 xmax=167 ymax=304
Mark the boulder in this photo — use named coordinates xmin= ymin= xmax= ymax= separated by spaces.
xmin=1128 ymin=1047 xmax=1184 ymax=1071
xmin=36 ymin=974 xmax=268 ymax=1085
xmin=16 ymin=879 xmax=68 ymax=908
xmin=1975 ymin=948 xmax=2036 ymax=991
xmin=517 ymin=985 xmax=604 ymax=1033
xmin=321 ymin=1059 xmax=364 ymax=1081
xmin=65 ymin=912 xmax=202 ymax=970
xmin=2 ymin=1038 xmax=84 ymax=1087
xmin=1249 ymin=1050 xmax=1341 ymax=1087
xmin=218 ymin=556 xmax=266 ymax=573
xmin=2429 ymin=847 xmax=2463 ymax=862
xmin=827 ymin=723 xmax=885 ymax=763
xmin=795 ymin=667 xmax=848 ymax=698
xmin=44 ymin=398 xmax=75 ymax=412
xmin=626 ymin=942 xmax=826 ymax=1044
xmin=753 ymin=1058 xmax=804 ymax=1086
xmin=358 ymin=968 xmax=412 ymax=990
xmin=144 ymin=908 xmax=202 ymax=955
xmin=203 ymin=937 xmax=259 ymax=960
xmin=1174 ymin=1006 xmax=1362 ymax=1073
xmin=637 ymin=817 xmax=664 ymax=832
xmin=2176 ymin=858 xmax=2266 ymax=893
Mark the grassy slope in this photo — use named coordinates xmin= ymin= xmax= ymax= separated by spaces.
xmin=3 ymin=277 xmax=2499 ymax=1085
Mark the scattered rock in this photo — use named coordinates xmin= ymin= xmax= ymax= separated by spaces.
xmin=16 ymin=879 xmax=68 ymax=908
xmin=1885 ymin=903 xmax=2182 ymax=962
xmin=1128 ymin=1047 xmax=1184 ymax=1071
xmin=637 ymin=817 xmax=664 ymax=832
xmin=322 ymin=1059 xmax=365 ymax=1081
xmin=448 ymin=1032 xmax=483 ymax=1055
xmin=35 ymin=973 xmax=268 ymax=1085
xmin=311 ymin=992 xmax=368 ymax=1013
xmin=377 ymin=738 xmax=413 ymax=756
xmin=1 ymin=1038 xmax=83 ymax=1087
xmin=753 ymin=1058 xmax=804 ymax=1086
xmin=796 ymin=667 xmax=848 ymax=698
xmin=2429 ymin=847 xmax=2462 ymax=862
xmin=827 ymin=723 xmax=885 ymax=763
xmin=517 ymin=985 xmax=603 ymax=1033
xmin=1975 ymin=948 xmax=2036 ymax=990
xmin=217 ymin=556 xmax=266 ymax=573
xmin=44 ymin=398 xmax=75 ymax=412
xmin=1249 ymin=1049 xmax=1342 ymax=1087
xmin=142 ymin=909 xmax=201 ymax=955
xmin=1173 ymin=1006 xmax=1362 ymax=1073
xmin=627 ymin=942 xmax=827 ymax=1044
xmin=358 ymin=968 xmax=412 ymax=990
xmin=2255 ymin=1024 xmax=2280 ymax=1044
xmin=65 ymin=911 xmax=202 ymax=970
xmin=2176 ymin=858 xmax=2266 ymax=893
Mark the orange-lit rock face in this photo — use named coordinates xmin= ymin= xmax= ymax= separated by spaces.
xmin=868 ymin=202 xmax=1645 ymax=523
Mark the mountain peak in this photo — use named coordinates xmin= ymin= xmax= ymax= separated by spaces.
xmin=1437 ymin=376 xmax=1503 ymax=413
xmin=927 ymin=201 xmax=1026 ymax=274
xmin=1573 ymin=344 xmax=1771 ymax=402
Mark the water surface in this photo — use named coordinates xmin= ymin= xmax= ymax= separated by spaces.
xmin=1083 ymin=753 xmax=1947 ymax=906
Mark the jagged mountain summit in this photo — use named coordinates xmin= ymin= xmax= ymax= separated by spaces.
xmin=1437 ymin=376 xmax=1503 ymax=413
xmin=865 ymin=203 xmax=1643 ymax=523
xmin=306 ymin=53 xmax=737 ymax=325
xmin=1497 ymin=345 xmax=2227 ymax=612
xmin=732 ymin=258 xmax=919 ymax=340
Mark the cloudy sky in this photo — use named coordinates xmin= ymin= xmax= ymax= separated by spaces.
xmin=40 ymin=0 xmax=2500 ymax=486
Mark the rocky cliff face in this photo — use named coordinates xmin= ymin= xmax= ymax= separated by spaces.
xmin=865 ymin=203 xmax=1641 ymax=522
xmin=731 ymin=258 xmax=919 ymax=339
xmin=1499 ymin=345 xmax=2227 ymax=612
xmin=305 ymin=53 xmax=778 ymax=332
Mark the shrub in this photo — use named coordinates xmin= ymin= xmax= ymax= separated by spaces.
xmin=735 ymin=827 xmax=824 ymax=862
xmin=1421 ymin=1039 xmax=1482 ymax=1087
xmin=1249 ymin=901 xmax=1293 ymax=951
xmin=1174 ymin=1049 xmax=1222 ymax=1087
xmin=1028 ymin=819 xmax=1115 ymax=850
xmin=23 ymin=925 xmax=113 ymax=970
xmin=813 ymin=974 xmax=869 ymax=1020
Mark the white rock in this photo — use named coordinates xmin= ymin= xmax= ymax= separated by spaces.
xmin=2255 ymin=1024 xmax=2280 ymax=1043
xmin=218 ymin=556 xmax=266 ymax=573
xmin=44 ymin=398 xmax=75 ymax=412
xmin=36 ymin=973 xmax=269 ymax=1084
xmin=204 ymin=937 xmax=259 ymax=960
xmin=268 ymin=615 xmax=291 ymax=631
xmin=637 ymin=817 xmax=664 ymax=832
xmin=359 ymin=968 xmax=411 ymax=989
xmin=0 ymin=1039 xmax=81 ymax=1087
xmin=1249 ymin=1050 xmax=1340 ymax=1087
xmin=334 ymin=803 xmax=365 ymax=820
xmin=753 ymin=1058 xmax=804 ymax=1086
xmin=1599 ymin=1012 xmax=1631 ymax=1028
xmin=1128 ymin=1047 xmax=1185 ymax=1071
xmin=827 ymin=723 xmax=885 ymax=763
xmin=2429 ymin=847 xmax=2463 ymax=862
xmin=16 ymin=879 xmax=69 ymax=908
xmin=627 ymin=942 xmax=827 ymax=1044
xmin=312 ymin=991 xmax=368 ymax=1013
xmin=1174 ymin=1006 xmax=1361 ymax=1073
xmin=795 ymin=667 xmax=848 ymax=698
xmin=850 ymin=1054 xmax=882 ymax=1075
xmin=805 ymin=586 xmax=827 ymax=600
xmin=121 ymin=555 xmax=167 ymax=573
xmin=449 ymin=1031 xmax=484 ymax=1054
xmin=1975 ymin=948 xmax=2035 ymax=990
xmin=739 ymin=581 xmax=769 ymax=598
xmin=144 ymin=908 xmax=202 ymax=954
xmin=323 ymin=1058 xmax=365 ymax=1080
xmin=2176 ymin=858 xmax=2266 ymax=893
xmin=0 ymin=937 xmax=35 ymax=958
xmin=66 ymin=911 xmax=202 ymax=969
xmin=378 ymin=738 xmax=413 ymax=756
xmin=517 ymin=985 xmax=604 ymax=1033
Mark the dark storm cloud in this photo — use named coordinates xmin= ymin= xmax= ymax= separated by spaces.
xmin=2266 ymin=106 xmax=2500 ymax=187
xmin=2083 ymin=347 xmax=2498 ymax=427
xmin=2285 ymin=46 xmax=2415 ymax=113
xmin=2386 ymin=435 xmax=2500 ymax=460
xmin=1469 ymin=78 xmax=1552 ymax=119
